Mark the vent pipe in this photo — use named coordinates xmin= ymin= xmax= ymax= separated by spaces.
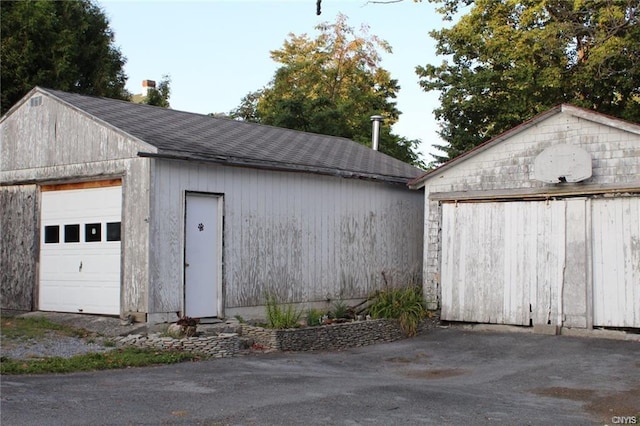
xmin=371 ymin=115 xmax=383 ymax=151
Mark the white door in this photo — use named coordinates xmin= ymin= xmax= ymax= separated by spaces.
xmin=39 ymin=184 xmax=122 ymax=315
xmin=184 ymin=193 xmax=222 ymax=318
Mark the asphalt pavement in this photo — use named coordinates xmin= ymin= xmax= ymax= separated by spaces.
xmin=1 ymin=326 xmax=638 ymax=426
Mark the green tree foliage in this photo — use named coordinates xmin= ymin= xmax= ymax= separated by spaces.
xmin=1 ymin=0 xmax=129 ymax=114
xmin=231 ymin=14 xmax=424 ymax=167
xmin=418 ymin=0 xmax=640 ymax=164
xmin=143 ymin=75 xmax=172 ymax=108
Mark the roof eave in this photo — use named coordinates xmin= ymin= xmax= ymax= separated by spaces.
xmin=138 ymin=151 xmax=414 ymax=185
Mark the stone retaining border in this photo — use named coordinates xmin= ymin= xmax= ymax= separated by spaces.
xmin=243 ymin=318 xmax=431 ymax=351
xmin=113 ymin=333 xmax=240 ymax=358
xmin=111 ymin=316 xmax=440 ymax=357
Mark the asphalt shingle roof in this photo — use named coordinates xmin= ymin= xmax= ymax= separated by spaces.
xmin=44 ymin=88 xmax=423 ymax=183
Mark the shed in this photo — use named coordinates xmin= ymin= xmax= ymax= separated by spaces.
xmin=1 ymin=87 xmax=424 ymax=323
xmin=409 ymin=105 xmax=639 ymax=330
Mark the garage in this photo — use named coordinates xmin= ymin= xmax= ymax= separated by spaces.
xmin=2 ymin=87 xmax=424 ymax=323
xmin=409 ymin=104 xmax=640 ymax=332
xmin=39 ymin=181 xmax=122 ymax=315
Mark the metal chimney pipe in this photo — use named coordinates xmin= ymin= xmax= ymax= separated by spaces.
xmin=371 ymin=115 xmax=383 ymax=151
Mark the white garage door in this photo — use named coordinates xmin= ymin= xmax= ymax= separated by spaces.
xmin=441 ymin=197 xmax=639 ymax=329
xmin=441 ymin=200 xmax=566 ymax=326
xmin=39 ymin=184 xmax=122 ymax=315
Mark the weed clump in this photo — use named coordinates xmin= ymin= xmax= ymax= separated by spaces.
xmin=367 ymin=286 xmax=426 ymax=336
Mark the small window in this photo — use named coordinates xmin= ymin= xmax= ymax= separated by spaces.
xmin=85 ymin=223 xmax=101 ymax=242
xmin=106 ymin=222 xmax=121 ymax=242
xmin=64 ymin=224 xmax=80 ymax=243
xmin=44 ymin=225 xmax=60 ymax=243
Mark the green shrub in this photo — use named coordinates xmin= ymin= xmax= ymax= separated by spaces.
xmin=367 ymin=286 xmax=426 ymax=336
xmin=265 ymin=294 xmax=303 ymax=329
xmin=329 ymin=300 xmax=350 ymax=320
xmin=306 ymin=308 xmax=325 ymax=326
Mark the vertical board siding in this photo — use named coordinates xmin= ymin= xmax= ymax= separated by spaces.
xmin=441 ymin=201 xmax=567 ymax=326
xmin=149 ymin=160 xmax=423 ymax=313
xmin=1 ymin=92 xmax=150 ymax=172
xmin=0 ymin=185 xmax=38 ymax=310
xmin=121 ymin=158 xmax=151 ymax=314
xmin=592 ymin=197 xmax=640 ymax=328
xmin=562 ymin=199 xmax=588 ymax=328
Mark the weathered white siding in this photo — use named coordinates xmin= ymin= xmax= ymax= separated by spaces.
xmin=418 ymin=108 xmax=640 ymax=329
xmin=1 ymin=91 xmax=153 ymax=316
xmin=0 ymin=185 xmax=38 ymax=310
xmin=1 ymin=92 xmax=153 ymax=171
xmin=148 ymin=159 xmax=423 ymax=317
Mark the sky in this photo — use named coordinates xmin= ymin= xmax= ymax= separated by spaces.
xmin=99 ymin=0 xmax=452 ymax=163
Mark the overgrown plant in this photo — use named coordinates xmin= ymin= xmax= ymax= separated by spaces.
xmin=367 ymin=286 xmax=426 ymax=337
xmin=306 ymin=308 xmax=325 ymax=326
xmin=329 ymin=300 xmax=351 ymax=320
xmin=265 ymin=294 xmax=303 ymax=329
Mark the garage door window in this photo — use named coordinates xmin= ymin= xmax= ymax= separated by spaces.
xmin=85 ymin=223 xmax=102 ymax=242
xmin=64 ymin=224 xmax=80 ymax=243
xmin=106 ymin=222 xmax=121 ymax=242
xmin=44 ymin=225 xmax=60 ymax=243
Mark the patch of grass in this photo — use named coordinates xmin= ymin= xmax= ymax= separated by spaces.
xmin=0 ymin=347 xmax=199 ymax=375
xmin=265 ymin=294 xmax=303 ymax=329
xmin=1 ymin=315 xmax=199 ymax=375
xmin=1 ymin=316 xmax=90 ymax=341
xmin=367 ymin=286 xmax=426 ymax=337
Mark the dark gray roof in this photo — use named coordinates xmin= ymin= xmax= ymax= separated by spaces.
xmin=43 ymin=88 xmax=422 ymax=183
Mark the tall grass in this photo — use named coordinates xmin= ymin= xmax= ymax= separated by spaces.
xmin=265 ymin=294 xmax=303 ymax=329
xmin=367 ymin=286 xmax=426 ymax=336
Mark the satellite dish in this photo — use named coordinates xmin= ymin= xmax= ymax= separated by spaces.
xmin=533 ymin=144 xmax=592 ymax=184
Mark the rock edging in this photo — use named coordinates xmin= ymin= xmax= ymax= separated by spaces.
xmin=112 ymin=332 xmax=240 ymax=358
xmin=242 ymin=318 xmax=437 ymax=351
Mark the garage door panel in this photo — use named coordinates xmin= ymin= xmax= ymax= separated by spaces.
xmin=592 ymin=197 xmax=640 ymax=328
xmin=441 ymin=201 xmax=565 ymax=326
xmin=39 ymin=185 xmax=121 ymax=315
xmin=442 ymin=203 xmax=510 ymax=324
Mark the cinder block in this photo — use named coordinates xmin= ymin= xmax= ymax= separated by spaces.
xmin=533 ymin=324 xmax=560 ymax=335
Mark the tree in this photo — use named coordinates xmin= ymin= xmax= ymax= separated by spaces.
xmin=143 ymin=75 xmax=172 ymax=108
xmin=231 ymin=14 xmax=423 ymax=167
xmin=417 ymin=0 xmax=640 ymax=164
xmin=1 ymin=0 xmax=129 ymax=114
